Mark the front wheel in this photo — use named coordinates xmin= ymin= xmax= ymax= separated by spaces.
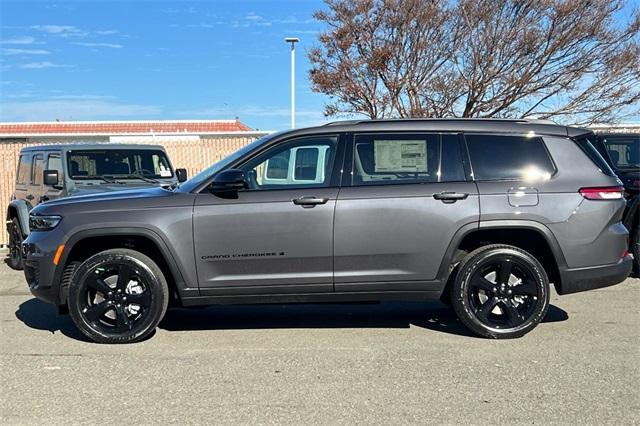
xmin=68 ymin=249 xmax=169 ymax=344
xmin=451 ymin=244 xmax=550 ymax=339
xmin=7 ymin=217 xmax=24 ymax=270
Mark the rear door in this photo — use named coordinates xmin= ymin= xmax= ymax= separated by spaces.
xmin=333 ymin=132 xmax=479 ymax=291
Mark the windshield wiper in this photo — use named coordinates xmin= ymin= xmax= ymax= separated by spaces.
xmin=125 ymin=174 xmax=159 ymax=184
xmin=84 ymin=175 xmax=121 ymax=184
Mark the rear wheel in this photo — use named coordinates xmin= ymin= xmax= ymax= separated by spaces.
xmin=7 ymin=217 xmax=24 ymax=270
xmin=68 ymin=249 xmax=169 ymax=344
xmin=451 ymin=244 xmax=550 ymax=339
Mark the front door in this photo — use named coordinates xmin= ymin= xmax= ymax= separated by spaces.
xmin=334 ymin=132 xmax=479 ymax=292
xmin=193 ymin=134 xmax=344 ymax=296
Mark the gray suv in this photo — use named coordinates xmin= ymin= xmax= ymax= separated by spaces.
xmin=7 ymin=144 xmax=186 ymax=270
xmin=21 ymin=119 xmax=632 ymax=343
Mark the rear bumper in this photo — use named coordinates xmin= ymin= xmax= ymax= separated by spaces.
xmin=556 ymin=255 xmax=633 ymax=295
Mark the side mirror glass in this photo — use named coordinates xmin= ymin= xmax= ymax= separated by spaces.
xmin=210 ymin=169 xmax=248 ymax=193
xmin=43 ymin=169 xmax=59 ymax=187
xmin=175 ymin=168 xmax=188 ymax=183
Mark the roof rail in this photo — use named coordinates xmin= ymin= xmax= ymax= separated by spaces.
xmin=323 ymin=117 xmax=557 ymax=126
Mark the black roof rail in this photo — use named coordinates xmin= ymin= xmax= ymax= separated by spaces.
xmin=322 ymin=117 xmax=557 ymax=126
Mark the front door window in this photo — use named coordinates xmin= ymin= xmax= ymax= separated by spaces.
xmin=240 ymin=136 xmax=338 ymax=190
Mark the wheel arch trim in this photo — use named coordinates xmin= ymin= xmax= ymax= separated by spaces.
xmin=55 ymin=227 xmax=196 ymax=304
xmin=7 ymin=199 xmax=31 ymax=236
xmin=437 ymin=219 xmax=568 ymax=283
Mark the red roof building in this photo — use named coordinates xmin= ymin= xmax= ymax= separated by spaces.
xmin=0 ymin=119 xmax=261 ymax=138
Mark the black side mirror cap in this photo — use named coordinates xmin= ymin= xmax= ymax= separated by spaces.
xmin=175 ymin=168 xmax=188 ymax=183
xmin=43 ymin=169 xmax=59 ymax=187
xmin=210 ymin=169 xmax=248 ymax=193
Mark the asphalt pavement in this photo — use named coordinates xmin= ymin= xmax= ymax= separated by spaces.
xmin=1 ymin=262 xmax=638 ymax=425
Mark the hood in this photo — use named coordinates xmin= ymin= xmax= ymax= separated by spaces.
xmin=42 ymin=186 xmax=174 ymax=208
xmin=69 ymin=181 xmax=166 ymax=195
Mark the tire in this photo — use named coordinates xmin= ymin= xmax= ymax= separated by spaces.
xmin=451 ymin=244 xmax=550 ymax=339
xmin=7 ymin=217 xmax=24 ymax=270
xmin=68 ymin=249 xmax=169 ymax=344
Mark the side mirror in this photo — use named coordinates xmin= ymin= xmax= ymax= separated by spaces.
xmin=210 ymin=169 xmax=248 ymax=193
xmin=43 ymin=170 xmax=59 ymax=187
xmin=175 ymin=168 xmax=188 ymax=183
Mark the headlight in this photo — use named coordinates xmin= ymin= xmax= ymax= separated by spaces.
xmin=29 ymin=215 xmax=62 ymax=231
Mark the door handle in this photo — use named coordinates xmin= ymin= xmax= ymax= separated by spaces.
xmin=433 ymin=192 xmax=469 ymax=203
xmin=292 ymin=196 xmax=329 ymax=208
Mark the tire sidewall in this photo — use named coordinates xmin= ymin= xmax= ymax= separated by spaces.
xmin=68 ymin=250 xmax=168 ymax=344
xmin=7 ymin=218 xmax=23 ymax=270
xmin=453 ymin=246 xmax=550 ymax=338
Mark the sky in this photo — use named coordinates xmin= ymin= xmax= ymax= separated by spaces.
xmin=0 ymin=0 xmax=333 ymax=130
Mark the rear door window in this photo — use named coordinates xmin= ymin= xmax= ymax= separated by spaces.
xmin=16 ymin=154 xmax=31 ymax=185
xmin=465 ymin=134 xmax=555 ymax=181
xmin=351 ymin=133 xmax=466 ymax=185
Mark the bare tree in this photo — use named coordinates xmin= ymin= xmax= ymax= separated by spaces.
xmin=309 ymin=0 xmax=640 ymax=125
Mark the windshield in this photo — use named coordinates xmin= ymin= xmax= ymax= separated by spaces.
xmin=600 ymin=135 xmax=640 ymax=170
xmin=177 ymin=133 xmax=278 ymax=193
xmin=67 ymin=149 xmax=174 ymax=180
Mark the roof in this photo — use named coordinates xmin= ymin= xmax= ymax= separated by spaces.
xmin=19 ymin=143 xmax=168 ymax=152
xmin=0 ymin=119 xmax=264 ymax=137
xmin=297 ymin=118 xmax=590 ymax=138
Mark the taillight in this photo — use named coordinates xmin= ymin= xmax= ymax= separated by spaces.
xmin=579 ymin=186 xmax=625 ymax=200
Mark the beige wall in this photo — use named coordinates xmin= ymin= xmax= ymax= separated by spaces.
xmin=1 ymin=134 xmax=263 ymax=246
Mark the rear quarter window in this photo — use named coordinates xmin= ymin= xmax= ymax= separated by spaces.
xmin=573 ymin=135 xmax=616 ymax=177
xmin=465 ymin=134 xmax=555 ymax=181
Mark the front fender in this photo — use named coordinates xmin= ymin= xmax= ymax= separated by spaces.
xmin=7 ymin=199 xmax=31 ymax=236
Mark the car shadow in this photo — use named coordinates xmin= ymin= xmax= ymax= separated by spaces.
xmin=159 ymin=300 xmax=569 ymax=338
xmin=15 ymin=298 xmax=92 ymax=342
xmin=15 ymin=298 xmax=569 ymax=341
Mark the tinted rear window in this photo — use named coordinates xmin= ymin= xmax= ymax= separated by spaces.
xmin=466 ymin=134 xmax=555 ymax=181
xmin=574 ymin=135 xmax=616 ymax=177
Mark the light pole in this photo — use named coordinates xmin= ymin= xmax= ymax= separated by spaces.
xmin=285 ymin=37 xmax=299 ymax=129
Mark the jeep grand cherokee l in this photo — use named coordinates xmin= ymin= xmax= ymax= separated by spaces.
xmin=22 ymin=119 xmax=632 ymax=343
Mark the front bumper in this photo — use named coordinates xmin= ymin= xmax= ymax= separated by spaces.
xmin=22 ymin=230 xmax=65 ymax=306
xmin=556 ymin=255 xmax=633 ymax=295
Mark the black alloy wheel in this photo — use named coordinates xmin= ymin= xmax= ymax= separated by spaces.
xmin=68 ymin=249 xmax=169 ymax=344
xmin=7 ymin=217 xmax=24 ymax=270
xmin=467 ymin=258 xmax=540 ymax=329
xmin=80 ymin=263 xmax=153 ymax=333
xmin=452 ymin=244 xmax=550 ymax=339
